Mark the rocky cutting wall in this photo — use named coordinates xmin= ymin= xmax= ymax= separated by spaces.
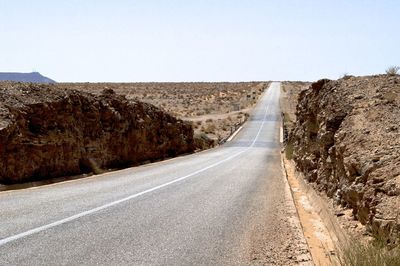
xmin=0 ymin=83 xmax=195 ymax=184
xmin=290 ymin=76 xmax=400 ymax=242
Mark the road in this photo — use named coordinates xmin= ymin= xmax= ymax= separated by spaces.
xmin=0 ymin=82 xmax=300 ymax=265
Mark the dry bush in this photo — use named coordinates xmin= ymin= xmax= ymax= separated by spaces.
xmin=204 ymin=124 xmax=216 ymax=134
xmin=386 ymin=66 xmax=400 ymax=76
xmin=341 ymin=73 xmax=354 ymax=80
xmin=335 ymin=240 xmax=400 ymax=266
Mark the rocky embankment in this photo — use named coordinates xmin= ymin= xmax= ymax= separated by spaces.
xmin=289 ymin=75 xmax=400 ymax=242
xmin=0 ymin=82 xmax=195 ymax=184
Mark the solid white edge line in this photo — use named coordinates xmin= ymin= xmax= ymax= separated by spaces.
xmin=0 ymin=149 xmax=247 ymax=246
xmin=0 ymin=83 xmax=277 ymax=247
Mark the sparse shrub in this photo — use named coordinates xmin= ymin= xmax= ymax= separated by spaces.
xmin=386 ymin=66 xmax=400 ymax=76
xmin=283 ymin=113 xmax=293 ymax=124
xmin=204 ymin=124 xmax=216 ymax=134
xmin=193 ymin=132 xmax=215 ymax=150
xmin=341 ymin=73 xmax=353 ymax=80
xmin=80 ymin=158 xmax=104 ymax=175
xmin=206 ymin=118 xmax=213 ymax=123
xmin=285 ymin=141 xmax=294 ymax=160
xmin=336 ymin=240 xmax=400 ymax=266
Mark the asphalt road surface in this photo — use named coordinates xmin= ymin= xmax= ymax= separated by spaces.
xmin=0 ymin=82 xmax=294 ymax=265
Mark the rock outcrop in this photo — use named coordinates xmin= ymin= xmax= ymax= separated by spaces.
xmin=0 ymin=82 xmax=195 ymax=184
xmin=290 ymin=75 xmax=400 ymax=242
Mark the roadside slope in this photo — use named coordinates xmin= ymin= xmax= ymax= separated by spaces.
xmin=289 ymin=75 xmax=400 ymax=242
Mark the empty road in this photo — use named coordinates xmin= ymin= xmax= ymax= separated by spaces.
xmin=0 ymin=82 xmax=303 ymax=265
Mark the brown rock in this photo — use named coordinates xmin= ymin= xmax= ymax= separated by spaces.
xmin=0 ymin=82 xmax=195 ymax=184
xmin=289 ymin=75 xmax=400 ymax=243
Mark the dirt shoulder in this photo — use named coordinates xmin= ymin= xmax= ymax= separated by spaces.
xmin=282 ymin=156 xmax=339 ymax=265
xmin=280 ymin=81 xmax=340 ymax=265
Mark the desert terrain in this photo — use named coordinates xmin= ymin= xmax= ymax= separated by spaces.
xmin=0 ymin=82 xmax=313 ymax=265
xmin=1 ymin=75 xmax=399 ymax=265
xmin=58 ymin=82 xmax=269 ymax=148
xmin=0 ymin=81 xmax=268 ymax=185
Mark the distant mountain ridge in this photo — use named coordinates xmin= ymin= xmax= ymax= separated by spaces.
xmin=0 ymin=72 xmax=56 ymax=83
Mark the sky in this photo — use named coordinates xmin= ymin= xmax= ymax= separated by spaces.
xmin=0 ymin=0 xmax=399 ymax=82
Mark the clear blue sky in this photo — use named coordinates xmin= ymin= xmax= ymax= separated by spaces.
xmin=1 ymin=0 xmax=399 ymax=82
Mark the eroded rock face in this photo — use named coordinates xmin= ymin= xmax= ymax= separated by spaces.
xmin=290 ymin=75 xmax=400 ymax=241
xmin=0 ymin=82 xmax=195 ymax=184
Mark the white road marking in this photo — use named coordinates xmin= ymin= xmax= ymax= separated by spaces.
xmin=227 ymin=126 xmax=243 ymax=142
xmin=0 ymin=84 xmax=277 ymax=247
xmin=0 ymin=149 xmax=246 ymax=247
xmin=251 ymin=104 xmax=270 ymax=147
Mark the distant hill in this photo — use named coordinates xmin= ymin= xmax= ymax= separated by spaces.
xmin=0 ymin=72 xmax=56 ymax=83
